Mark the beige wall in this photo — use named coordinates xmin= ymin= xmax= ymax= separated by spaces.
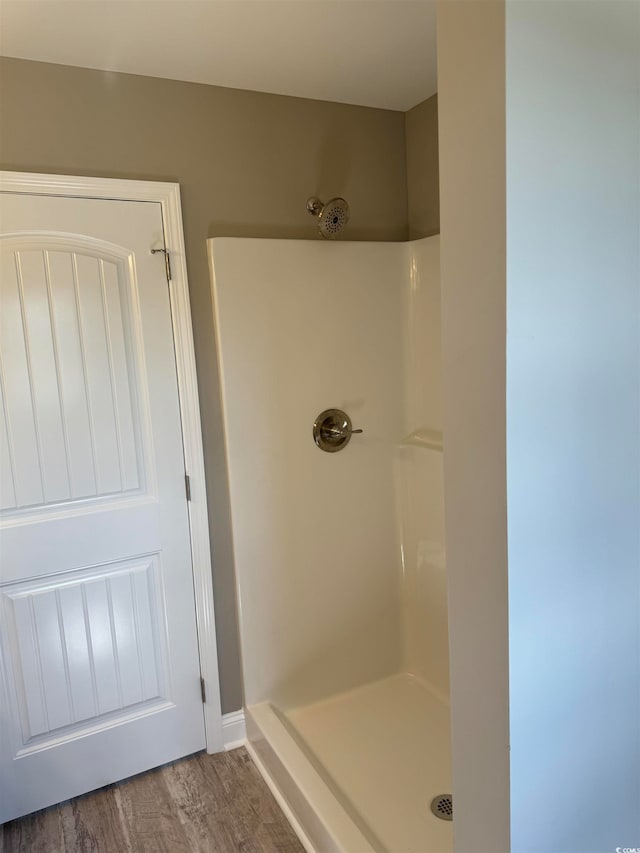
xmin=405 ymin=94 xmax=440 ymax=238
xmin=0 ymin=56 xmax=409 ymax=714
xmin=437 ymin=2 xmax=510 ymax=851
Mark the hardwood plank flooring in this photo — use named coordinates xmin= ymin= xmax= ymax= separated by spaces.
xmin=0 ymin=748 xmax=304 ymax=853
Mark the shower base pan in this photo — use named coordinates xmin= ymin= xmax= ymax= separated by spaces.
xmin=245 ymin=673 xmax=452 ymax=853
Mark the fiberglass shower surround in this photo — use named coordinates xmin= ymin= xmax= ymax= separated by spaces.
xmin=209 ymin=236 xmax=449 ymax=853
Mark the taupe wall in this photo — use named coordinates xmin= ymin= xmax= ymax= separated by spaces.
xmin=405 ymin=94 xmax=440 ymax=238
xmin=0 ymin=57 xmax=409 ymax=714
xmin=0 ymin=56 xmax=432 ymax=714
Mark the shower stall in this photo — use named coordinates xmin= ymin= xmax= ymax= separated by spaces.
xmin=209 ymin=235 xmax=450 ymax=853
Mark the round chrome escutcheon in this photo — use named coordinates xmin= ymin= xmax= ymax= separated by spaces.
xmin=313 ymin=408 xmax=362 ymax=453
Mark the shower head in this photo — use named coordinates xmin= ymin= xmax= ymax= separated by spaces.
xmin=306 ymin=196 xmax=350 ymax=239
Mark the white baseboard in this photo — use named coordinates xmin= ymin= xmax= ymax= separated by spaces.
xmin=222 ymin=709 xmax=246 ymax=751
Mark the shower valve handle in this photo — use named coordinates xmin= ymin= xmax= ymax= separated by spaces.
xmin=323 ymin=426 xmax=363 ymax=438
xmin=313 ymin=409 xmax=363 ymax=452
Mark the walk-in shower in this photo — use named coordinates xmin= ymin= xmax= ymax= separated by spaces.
xmin=209 ymin=236 xmax=449 ymax=853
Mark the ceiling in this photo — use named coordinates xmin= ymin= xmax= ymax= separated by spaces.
xmin=0 ymin=0 xmax=437 ymax=112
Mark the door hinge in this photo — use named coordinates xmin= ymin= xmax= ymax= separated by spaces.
xmin=150 ymin=247 xmax=172 ymax=281
xmin=200 ymin=676 xmax=206 ymax=704
xmin=185 ymin=473 xmax=191 ymax=501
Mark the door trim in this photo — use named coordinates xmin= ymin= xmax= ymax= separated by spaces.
xmin=0 ymin=171 xmax=224 ymax=753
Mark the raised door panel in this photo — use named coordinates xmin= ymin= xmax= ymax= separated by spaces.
xmin=0 ymin=236 xmax=147 ymax=515
xmin=0 ymin=556 xmax=169 ymax=757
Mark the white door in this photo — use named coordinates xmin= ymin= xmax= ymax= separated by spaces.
xmin=0 ymin=192 xmax=206 ymax=822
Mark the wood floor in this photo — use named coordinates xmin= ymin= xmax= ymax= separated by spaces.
xmin=0 ymin=747 xmax=304 ymax=853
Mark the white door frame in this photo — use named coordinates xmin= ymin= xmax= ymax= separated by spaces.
xmin=0 ymin=171 xmax=224 ymax=753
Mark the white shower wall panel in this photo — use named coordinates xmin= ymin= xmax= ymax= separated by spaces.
xmin=403 ymin=236 xmax=443 ymax=437
xmin=209 ymin=239 xmax=406 ymax=709
xmin=399 ymin=236 xmax=449 ymax=698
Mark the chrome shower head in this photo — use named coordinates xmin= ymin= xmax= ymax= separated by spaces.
xmin=306 ymin=196 xmax=350 ymax=239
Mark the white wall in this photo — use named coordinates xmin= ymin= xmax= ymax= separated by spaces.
xmin=437 ymin=3 xmax=511 ymax=851
xmin=209 ymin=239 xmax=405 ymax=710
xmin=398 ymin=237 xmax=449 ymax=697
xmin=506 ymin=2 xmax=640 ymax=849
xmin=438 ymin=2 xmax=639 ymax=848
xmin=209 ymin=236 xmax=448 ymax=716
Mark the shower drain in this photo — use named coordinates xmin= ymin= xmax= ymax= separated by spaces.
xmin=430 ymin=794 xmax=453 ymax=821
